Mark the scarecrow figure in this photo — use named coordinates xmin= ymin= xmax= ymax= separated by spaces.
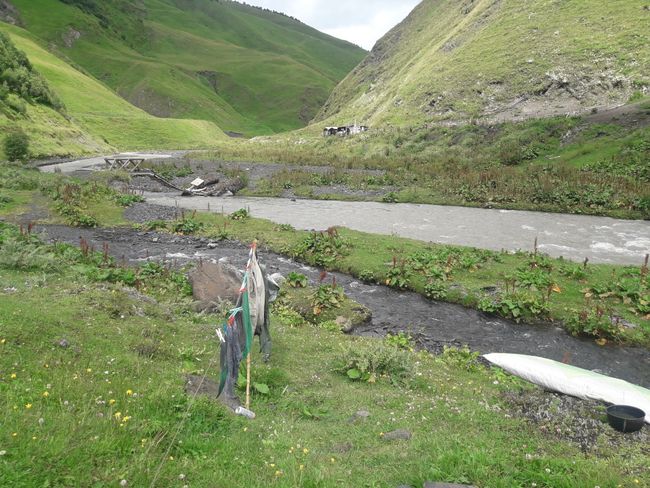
xmin=217 ymin=243 xmax=279 ymax=410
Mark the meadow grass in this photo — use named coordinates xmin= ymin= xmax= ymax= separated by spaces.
xmin=0 ymin=226 xmax=648 ymax=487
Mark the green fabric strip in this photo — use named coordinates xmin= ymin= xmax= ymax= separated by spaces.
xmin=241 ymin=274 xmax=253 ymax=358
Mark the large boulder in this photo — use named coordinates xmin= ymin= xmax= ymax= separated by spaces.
xmin=189 ymin=260 xmax=242 ymax=312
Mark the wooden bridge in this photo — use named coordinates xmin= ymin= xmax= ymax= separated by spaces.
xmin=104 ymin=156 xmax=145 ymax=171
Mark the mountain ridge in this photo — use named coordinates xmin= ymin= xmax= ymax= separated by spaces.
xmin=316 ymin=0 xmax=650 ymax=127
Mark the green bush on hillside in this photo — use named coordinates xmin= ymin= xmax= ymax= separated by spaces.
xmin=3 ymin=129 xmax=30 ymax=161
xmin=0 ymin=32 xmax=62 ymax=110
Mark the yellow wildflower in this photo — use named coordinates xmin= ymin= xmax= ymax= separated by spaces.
xmin=299 ymin=464 xmax=304 ymax=471
xmin=86 ymin=368 xmax=92 ymax=373
xmin=114 ymin=412 xmax=122 ymax=419
xmin=274 ymin=470 xmax=282 ymax=477
xmin=10 ymin=373 xmax=16 ymax=379
xmin=123 ymin=416 xmax=131 ymax=422
xmin=109 ymin=399 xmax=116 ymax=405
xmin=42 ymin=391 xmax=49 ymax=398
xmin=25 ymin=403 xmax=32 ymax=409
xmin=1 ymin=338 xmax=5 ymax=344
xmin=126 ymin=389 xmax=133 ymax=396
xmin=11 ymin=433 xmax=17 ymax=437
xmin=302 ymin=448 xmax=309 ymax=454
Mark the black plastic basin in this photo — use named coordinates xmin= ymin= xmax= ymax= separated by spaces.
xmin=606 ymin=405 xmax=646 ymax=433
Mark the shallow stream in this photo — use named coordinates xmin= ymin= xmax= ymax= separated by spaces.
xmin=36 ymin=224 xmax=650 ymax=388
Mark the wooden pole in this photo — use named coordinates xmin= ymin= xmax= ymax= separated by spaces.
xmin=245 ymin=352 xmax=251 ymax=409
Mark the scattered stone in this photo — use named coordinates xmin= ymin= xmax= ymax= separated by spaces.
xmin=207 ymin=242 xmax=220 ymax=249
xmin=355 ymin=409 xmax=370 ymax=419
xmin=349 ymin=409 xmax=370 ymax=423
xmin=383 ymin=429 xmax=412 ymax=441
xmin=57 ymin=338 xmax=70 ymax=349
xmin=62 ymin=27 xmax=81 ymax=48
xmin=336 ymin=316 xmax=354 ymax=333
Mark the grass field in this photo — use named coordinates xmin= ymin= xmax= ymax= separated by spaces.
xmin=0 ymin=23 xmax=227 ymax=153
xmin=9 ymin=0 xmax=366 ymax=136
xmin=0 ymin=222 xmax=648 ymax=487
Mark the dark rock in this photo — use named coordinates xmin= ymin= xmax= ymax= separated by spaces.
xmin=383 ymin=429 xmax=412 ymax=441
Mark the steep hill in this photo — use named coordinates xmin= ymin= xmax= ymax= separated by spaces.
xmin=316 ymin=0 xmax=650 ymax=126
xmin=5 ymin=0 xmax=366 ymax=136
xmin=0 ymin=23 xmax=226 ymax=156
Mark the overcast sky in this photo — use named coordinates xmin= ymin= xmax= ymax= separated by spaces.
xmin=240 ymin=1 xmax=421 ymax=50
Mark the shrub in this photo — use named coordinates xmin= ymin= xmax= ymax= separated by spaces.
xmin=172 ymin=217 xmax=203 ymax=235
xmin=478 ymin=291 xmax=550 ymax=323
xmin=286 ymin=271 xmax=308 ymax=288
xmin=292 ymin=229 xmax=351 ymax=267
xmin=565 ymin=308 xmax=622 ymax=341
xmin=424 ymin=280 xmax=448 ymax=300
xmin=0 ymin=194 xmax=13 ymax=207
xmin=385 ymin=331 xmax=413 ymax=351
xmin=440 ymin=346 xmax=482 ymax=372
xmin=114 ymin=193 xmax=144 ymax=207
xmin=229 ymin=208 xmax=249 ymax=221
xmin=3 ymin=129 xmax=30 ymax=161
xmin=311 ymin=284 xmax=345 ymax=315
xmin=0 ymin=233 xmax=59 ymax=271
xmin=335 ymin=341 xmax=413 ymax=383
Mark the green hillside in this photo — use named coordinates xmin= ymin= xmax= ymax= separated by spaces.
xmin=7 ymin=0 xmax=366 ymax=136
xmin=0 ymin=28 xmax=107 ymax=158
xmin=0 ymin=23 xmax=226 ymax=153
xmin=317 ymin=0 xmax=650 ymax=126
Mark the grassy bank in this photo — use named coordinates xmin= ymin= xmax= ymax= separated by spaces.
xmin=0 ymin=222 xmax=648 ymax=487
xmin=199 ymin=107 xmax=650 ymax=219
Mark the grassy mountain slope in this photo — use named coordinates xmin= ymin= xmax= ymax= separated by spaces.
xmin=0 ymin=28 xmax=108 ymax=158
xmin=317 ymin=0 xmax=650 ymax=126
xmin=8 ymin=0 xmax=366 ymax=136
xmin=0 ymin=23 xmax=226 ymax=153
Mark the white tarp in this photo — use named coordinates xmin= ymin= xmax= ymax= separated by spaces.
xmin=484 ymin=353 xmax=650 ymax=424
